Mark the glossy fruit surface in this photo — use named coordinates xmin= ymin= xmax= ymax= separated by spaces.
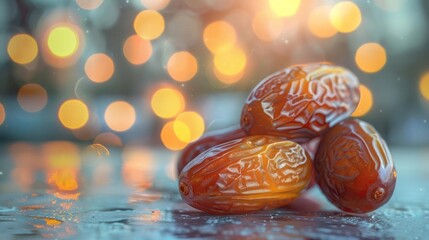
xmin=179 ymin=135 xmax=313 ymax=214
xmin=314 ymin=119 xmax=396 ymax=213
xmin=241 ymin=63 xmax=360 ymax=143
xmin=176 ymin=126 xmax=245 ymax=175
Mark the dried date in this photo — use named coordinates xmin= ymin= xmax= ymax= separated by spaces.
xmin=178 ymin=135 xmax=313 ymax=214
xmin=177 ymin=126 xmax=246 ymax=175
xmin=241 ymin=63 xmax=360 ymax=143
xmin=314 ymin=119 xmax=397 ymax=213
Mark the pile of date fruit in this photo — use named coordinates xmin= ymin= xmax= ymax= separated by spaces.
xmin=177 ymin=63 xmax=397 ymax=215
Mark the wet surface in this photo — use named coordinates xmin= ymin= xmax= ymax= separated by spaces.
xmin=0 ymin=143 xmax=428 ymax=239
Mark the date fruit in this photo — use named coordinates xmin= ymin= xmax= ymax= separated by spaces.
xmin=241 ymin=63 xmax=360 ymax=143
xmin=178 ymin=135 xmax=313 ymax=214
xmin=177 ymin=126 xmax=246 ymax=175
xmin=314 ymin=119 xmax=397 ymax=213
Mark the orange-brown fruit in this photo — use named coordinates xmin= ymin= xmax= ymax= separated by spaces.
xmin=176 ymin=126 xmax=245 ymax=175
xmin=314 ymin=119 xmax=396 ymax=213
xmin=241 ymin=63 xmax=360 ymax=143
xmin=178 ymin=135 xmax=313 ymax=214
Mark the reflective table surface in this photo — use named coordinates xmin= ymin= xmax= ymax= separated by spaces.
xmin=0 ymin=142 xmax=428 ymax=239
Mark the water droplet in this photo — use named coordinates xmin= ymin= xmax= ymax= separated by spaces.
xmin=86 ymin=30 xmax=90 ymax=34
xmin=0 ymin=171 xmax=2 ymax=175
xmin=379 ymin=109 xmax=383 ymax=113
xmin=424 ymin=120 xmax=427 ymax=124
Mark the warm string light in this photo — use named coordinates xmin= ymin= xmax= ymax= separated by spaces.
xmin=41 ymin=22 xmax=83 ymax=68
xmin=134 ymin=10 xmax=165 ymax=40
xmin=355 ymin=43 xmax=387 ymax=73
xmin=151 ymin=87 xmax=185 ymax=119
xmin=214 ymin=46 xmax=247 ymax=76
xmin=84 ymin=53 xmax=115 ymax=83
xmin=17 ymin=84 xmax=48 ymax=113
xmin=7 ymin=34 xmax=38 ymax=64
xmin=419 ymin=72 xmax=429 ymax=101
xmin=173 ymin=111 xmax=205 ymax=143
xmin=352 ymin=84 xmax=373 ymax=117
xmin=167 ymin=51 xmax=198 ymax=82
xmin=308 ymin=6 xmax=337 ymax=38
xmin=48 ymin=26 xmax=79 ymax=58
xmin=2 ymin=0 xmax=398 ymax=154
xmin=269 ymin=0 xmax=301 ymax=17
xmin=123 ymin=35 xmax=152 ymax=65
xmin=160 ymin=121 xmax=187 ymax=151
xmin=0 ymin=103 xmax=5 ymax=126
xmin=330 ymin=1 xmax=361 ymax=33
xmin=58 ymin=99 xmax=89 ymax=130
xmin=104 ymin=101 xmax=136 ymax=132
xmin=203 ymin=21 xmax=237 ymax=54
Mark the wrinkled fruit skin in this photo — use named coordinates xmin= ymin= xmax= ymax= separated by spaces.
xmin=177 ymin=126 xmax=246 ymax=175
xmin=179 ymin=135 xmax=313 ymax=214
xmin=241 ymin=63 xmax=360 ymax=143
xmin=314 ymin=119 xmax=397 ymax=213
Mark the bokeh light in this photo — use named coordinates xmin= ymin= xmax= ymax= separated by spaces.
xmin=123 ymin=35 xmax=152 ymax=65
xmin=17 ymin=83 xmax=48 ymax=113
xmin=203 ymin=21 xmax=237 ymax=54
xmin=167 ymin=51 xmax=198 ymax=82
xmin=42 ymin=141 xmax=80 ymax=194
xmin=213 ymin=67 xmax=244 ymax=85
xmin=76 ymin=0 xmax=103 ymax=10
xmin=308 ymin=6 xmax=337 ymax=38
xmin=47 ymin=168 xmax=79 ymax=191
xmin=355 ymin=42 xmax=387 ymax=73
xmin=214 ymin=46 xmax=246 ymax=76
xmin=252 ymin=10 xmax=284 ymax=42
xmin=84 ymin=53 xmax=115 ymax=83
xmin=48 ymin=26 xmax=79 ymax=57
xmin=40 ymin=20 xmax=83 ymax=68
xmin=58 ymin=99 xmax=89 ymax=130
xmin=94 ymin=132 xmax=122 ymax=147
xmin=269 ymin=0 xmax=301 ymax=17
xmin=104 ymin=101 xmax=136 ymax=132
xmin=330 ymin=1 xmax=361 ymax=33
xmin=7 ymin=34 xmax=38 ymax=64
xmin=173 ymin=111 xmax=205 ymax=143
xmin=160 ymin=121 xmax=187 ymax=151
xmin=134 ymin=10 xmax=165 ymax=40
xmin=0 ymin=103 xmax=5 ymax=126
xmin=419 ymin=72 xmax=429 ymax=101
xmin=151 ymin=87 xmax=185 ymax=119
xmin=352 ymin=84 xmax=373 ymax=117
xmin=140 ymin=0 xmax=170 ymax=10
xmin=122 ymin=146 xmax=154 ymax=188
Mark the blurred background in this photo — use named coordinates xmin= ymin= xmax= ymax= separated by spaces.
xmin=1 ymin=0 xmax=429 ymax=149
